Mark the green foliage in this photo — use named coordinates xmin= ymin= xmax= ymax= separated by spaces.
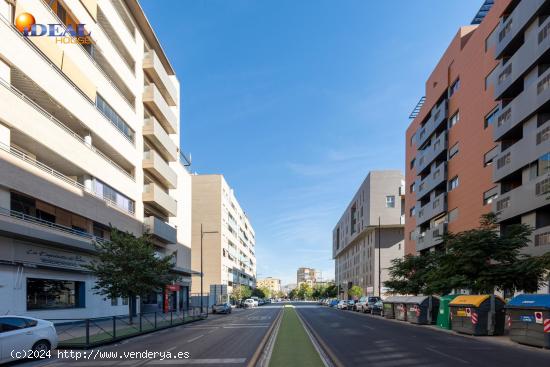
xmin=231 ymin=285 xmax=252 ymax=301
xmin=288 ymin=288 xmax=297 ymax=300
xmin=85 ymin=228 xmax=176 ymax=316
xmin=323 ymin=284 xmax=338 ymax=298
xmin=257 ymin=286 xmax=272 ymax=299
xmin=385 ymin=213 xmax=550 ymax=295
xmin=348 ymin=285 xmax=363 ymax=299
xmin=252 ymin=287 xmax=266 ymax=298
xmin=296 ymin=283 xmax=313 ymax=300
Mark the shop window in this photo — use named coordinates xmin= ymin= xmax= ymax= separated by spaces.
xmin=27 ymin=278 xmax=85 ymax=310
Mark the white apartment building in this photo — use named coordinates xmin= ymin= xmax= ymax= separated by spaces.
xmin=333 ymin=170 xmax=405 ymax=299
xmin=0 ymin=0 xmax=194 ymax=319
xmin=191 ymin=175 xmax=256 ymax=296
xmin=296 ymin=267 xmax=320 ymax=286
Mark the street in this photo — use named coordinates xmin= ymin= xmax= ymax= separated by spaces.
xmin=297 ymin=304 xmax=550 ymax=367
xmin=12 ymin=306 xmax=282 ymax=367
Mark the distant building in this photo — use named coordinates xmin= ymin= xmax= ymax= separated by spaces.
xmin=257 ymin=277 xmax=281 ymax=295
xmin=296 ymin=267 xmax=320 ymax=286
xmin=332 ymin=170 xmax=405 ymax=299
xmin=281 ymin=283 xmax=296 ymax=296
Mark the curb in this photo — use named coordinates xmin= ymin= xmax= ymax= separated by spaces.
xmin=295 ymin=309 xmax=344 ymax=367
xmin=248 ymin=307 xmax=283 ymax=367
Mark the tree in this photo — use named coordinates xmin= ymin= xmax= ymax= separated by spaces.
xmin=231 ymin=285 xmax=252 ymax=303
xmin=288 ymin=288 xmax=297 ymax=300
xmin=323 ymin=284 xmax=338 ymax=298
xmin=348 ymin=285 xmax=363 ymax=299
xmin=297 ymin=283 xmax=313 ymax=300
xmin=312 ymin=285 xmax=326 ymax=300
xmin=252 ymin=287 xmax=266 ymax=299
xmin=85 ymin=228 xmax=176 ymax=323
xmin=431 ymin=213 xmax=546 ymax=294
xmin=384 ymin=252 xmax=439 ymax=295
xmin=258 ymin=286 xmax=272 ymax=299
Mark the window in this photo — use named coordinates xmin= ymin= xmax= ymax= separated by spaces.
xmin=449 ymin=143 xmax=459 ymax=160
xmin=483 ymin=188 xmax=498 ymax=205
xmin=385 ymin=196 xmax=395 ymax=208
xmin=93 ymin=179 xmax=135 ymax=214
xmin=96 ymin=95 xmax=135 ymax=142
xmin=410 ymin=182 xmax=416 ymax=193
xmin=484 ymin=146 xmax=499 ymax=166
xmin=122 ymin=298 xmax=129 ymax=306
xmin=449 ymin=78 xmax=460 ymax=97
xmin=448 ymin=208 xmax=459 ymax=223
xmin=0 ymin=317 xmax=30 ymax=333
xmin=538 ymin=152 xmax=550 ymax=175
xmin=111 ymin=298 xmax=119 ymax=306
xmin=410 ymin=158 xmax=416 ymax=169
xmin=410 ymin=206 xmax=416 ymax=217
xmin=484 ymin=107 xmax=499 ymax=129
xmin=449 ymin=111 xmax=460 ymax=128
xmin=529 ymin=162 xmax=539 ymax=180
xmin=449 ymin=176 xmax=459 ymax=191
xmin=27 ymin=278 xmax=85 ymax=310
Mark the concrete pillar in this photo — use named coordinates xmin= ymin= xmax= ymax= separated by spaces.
xmin=84 ymin=133 xmax=92 ymax=147
xmin=0 ymin=187 xmax=10 ymax=211
xmin=83 ymin=175 xmax=93 ymax=191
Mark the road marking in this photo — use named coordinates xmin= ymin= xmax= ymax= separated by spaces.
xmin=223 ymin=325 xmax=269 ymax=328
xmin=186 ymin=334 xmax=205 ymax=343
xmin=147 ymin=358 xmax=246 ymax=365
xmin=425 ymin=347 xmax=470 ymax=364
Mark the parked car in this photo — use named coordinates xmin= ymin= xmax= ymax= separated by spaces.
xmin=0 ymin=316 xmax=58 ymax=364
xmin=243 ymin=299 xmax=256 ymax=308
xmin=347 ymin=300 xmax=356 ymax=310
xmin=337 ymin=300 xmax=348 ymax=310
xmin=355 ymin=296 xmax=369 ymax=312
xmin=371 ymin=300 xmax=384 ymax=316
xmin=212 ymin=302 xmax=232 ymax=314
xmin=364 ymin=297 xmax=382 ymax=313
xmin=329 ymin=299 xmax=339 ymax=307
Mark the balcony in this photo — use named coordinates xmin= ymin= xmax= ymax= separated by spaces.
xmin=143 ymin=183 xmax=177 ymax=217
xmin=144 ymin=216 xmax=177 ymax=244
xmin=495 ymin=0 xmax=546 ymax=58
xmin=494 ymin=15 xmax=550 ymax=99
xmin=531 ymin=225 xmax=550 ymax=256
xmin=416 ymin=192 xmax=447 ymax=226
xmin=414 ymin=101 xmax=448 ymax=148
xmin=143 ymin=150 xmax=177 ymax=189
xmin=416 ymin=222 xmax=447 ymax=252
xmin=493 ymin=173 xmax=550 ymax=222
xmin=415 ymin=162 xmax=447 ymax=200
xmin=494 ymin=66 xmax=550 ymax=141
xmin=415 ymin=132 xmax=447 ymax=173
xmin=143 ymin=85 xmax=178 ymax=134
xmin=493 ymin=119 xmax=550 ymax=182
xmin=143 ymin=117 xmax=178 ymax=162
xmin=143 ymin=50 xmax=178 ymax=107
xmin=0 ymin=207 xmax=102 ymax=253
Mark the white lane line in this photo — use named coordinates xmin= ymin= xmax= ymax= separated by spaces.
xmin=147 ymin=358 xmax=246 ymax=365
xmin=223 ymin=325 xmax=269 ymax=329
xmin=425 ymin=347 xmax=470 ymax=364
xmin=186 ymin=334 xmax=205 ymax=343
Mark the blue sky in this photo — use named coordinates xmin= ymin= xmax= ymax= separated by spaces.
xmin=141 ymin=0 xmax=482 ymax=285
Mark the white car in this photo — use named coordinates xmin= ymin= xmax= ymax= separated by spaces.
xmin=336 ymin=300 xmax=348 ymax=310
xmin=243 ymin=299 xmax=256 ymax=308
xmin=0 ymin=316 xmax=58 ymax=364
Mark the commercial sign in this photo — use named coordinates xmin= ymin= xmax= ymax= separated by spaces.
xmin=15 ymin=12 xmax=94 ymax=45
xmin=14 ymin=242 xmax=92 ymax=271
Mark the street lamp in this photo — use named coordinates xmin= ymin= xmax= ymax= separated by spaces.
xmin=378 ymin=216 xmax=382 ymax=298
xmin=200 ymin=224 xmax=218 ymax=314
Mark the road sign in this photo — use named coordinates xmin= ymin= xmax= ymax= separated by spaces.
xmin=535 ymin=311 xmax=543 ymax=324
xmin=471 ymin=311 xmax=478 ymax=325
xmin=544 ymin=319 xmax=550 ymax=333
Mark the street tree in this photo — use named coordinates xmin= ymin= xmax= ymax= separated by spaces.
xmin=258 ymin=286 xmax=272 ymax=299
xmin=252 ymin=287 xmax=266 ymax=299
xmin=384 ymin=252 xmax=439 ymax=295
xmin=323 ymin=284 xmax=338 ymax=298
xmin=348 ymin=285 xmax=363 ymax=299
xmin=85 ymin=228 xmax=176 ymax=323
xmin=297 ymin=283 xmax=313 ymax=300
xmin=232 ymin=285 xmax=251 ymax=303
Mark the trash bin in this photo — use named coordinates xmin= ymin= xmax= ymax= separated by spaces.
xmin=505 ymin=294 xmax=550 ymax=348
xmin=383 ymin=296 xmax=410 ymax=320
xmin=405 ymin=296 xmax=440 ymax=325
xmin=449 ymin=295 xmax=505 ymax=336
xmin=437 ymin=294 xmax=459 ymax=330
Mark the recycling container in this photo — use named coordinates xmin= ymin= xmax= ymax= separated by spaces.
xmin=383 ymin=296 xmax=411 ymax=320
xmin=437 ymin=294 xmax=459 ymax=330
xmin=449 ymin=295 xmax=505 ymax=336
xmin=405 ymin=296 xmax=440 ymax=325
xmin=505 ymin=294 xmax=550 ymax=348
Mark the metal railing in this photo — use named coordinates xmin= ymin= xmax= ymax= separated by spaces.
xmin=0 ymin=78 xmax=135 ymax=182
xmin=50 ymin=307 xmax=206 ymax=348
xmin=0 ymin=142 xmax=135 ymax=216
xmin=0 ymin=207 xmax=106 ymax=244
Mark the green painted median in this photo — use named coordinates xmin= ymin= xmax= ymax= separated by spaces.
xmin=269 ymin=306 xmax=324 ymax=367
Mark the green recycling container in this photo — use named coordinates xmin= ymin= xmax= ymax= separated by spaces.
xmin=437 ymin=294 xmax=459 ymax=330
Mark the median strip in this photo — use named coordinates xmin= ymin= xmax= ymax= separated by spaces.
xmin=267 ymin=306 xmax=325 ymax=367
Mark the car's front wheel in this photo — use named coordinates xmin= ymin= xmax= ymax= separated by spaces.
xmin=32 ymin=340 xmax=51 ymax=355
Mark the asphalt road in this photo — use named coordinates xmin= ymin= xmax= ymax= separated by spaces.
xmin=13 ymin=305 xmax=282 ymax=367
xmin=297 ymin=304 xmax=550 ymax=367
